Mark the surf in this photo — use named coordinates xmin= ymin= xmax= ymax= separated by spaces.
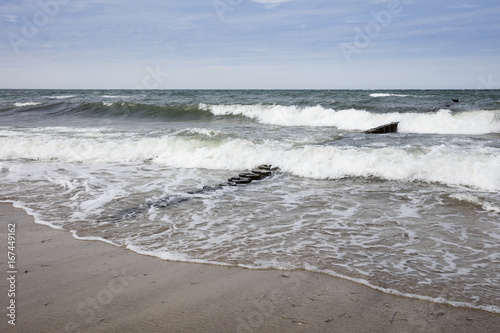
xmin=1 ymin=127 xmax=498 ymax=191
xmin=200 ymin=103 xmax=500 ymax=135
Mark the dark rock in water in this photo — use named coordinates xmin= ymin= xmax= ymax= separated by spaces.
xmin=187 ymin=189 xmax=206 ymax=195
xmin=228 ymin=177 xmax=252 ymax=184
xmin=118 ymin=207 xmax=145 ymax=219
xmin=251 ymin=169 xmax=272 ymax=178
xmin=452 ymin=99 xmax=459 ymax=103
xmin=203 ymin=185 xmax=222 ymax=192
xmin=148 ymin=195 xmax=189 ymax=208
xmin=110 ymin=165 xmax=280 ymax=223
xmin=258 ymin=164 xmax=278 ymax=171
xmin=239 ymin=172 xmax=263 ymax=180
xmin=219 ymin=182 xmax=237 ymax=187
xmin=365 ymin=122 xmax=399 ymax=134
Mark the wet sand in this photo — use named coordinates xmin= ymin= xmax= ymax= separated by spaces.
xmin=1 ymin=202 xmax=499 ymax=332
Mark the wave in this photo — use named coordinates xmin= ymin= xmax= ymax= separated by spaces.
xmin=72 ymin=102 xmax=209 ymax=120
xmin=102 ymin=95 xmax=133 ymax=99
xmin=1 ymin=130 xmax=498 ymax=191
xmin=46 ymin=95 xmax=75 ymax=99
xmin=201 ymin=104 xmax=500 ymax=135
xmin=6 ymin=101 xmax=212 ymax=121
xmin=6 ymin=101 xmax=500 ymax=135
xmin=14 ymin=102 xmax=42 ymax=107
xmin=450 ymin=193 xmax=500 ymax=213
xmin=370 ymin=93 xmax=408 ymax=97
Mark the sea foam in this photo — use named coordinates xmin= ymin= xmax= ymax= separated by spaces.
xmin=14 ymin=102 xmax=42 ymax=107
xmin=1 ymin=128 xmax=498 ymax=191
xmin=370 ymin=93 xmax=408 ymax=97
xmin=200 ymin=104 xmax=500 ymax=135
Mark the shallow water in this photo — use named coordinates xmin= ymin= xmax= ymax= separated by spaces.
xmin=1 ymin=89 xmax=499 ymax=312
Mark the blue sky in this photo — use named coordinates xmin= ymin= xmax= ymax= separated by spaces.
xmin=1 ymin=0 xmax=499 ymax=89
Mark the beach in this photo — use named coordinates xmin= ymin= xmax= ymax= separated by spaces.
xmin=2 ymin=202 xmax=499 ymax=333
xmin=2 ymin=0 xmax=500 ymax=329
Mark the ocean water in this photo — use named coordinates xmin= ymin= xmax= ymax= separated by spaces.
xmin=1 ymin=89 xmax=499 ymax=313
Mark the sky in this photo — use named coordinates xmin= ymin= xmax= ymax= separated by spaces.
xmin=1 ymin=0 xmax=500 ymax=89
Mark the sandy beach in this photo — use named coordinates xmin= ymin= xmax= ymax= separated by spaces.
xmin=1 ymin=202 xmax=499 ymax=333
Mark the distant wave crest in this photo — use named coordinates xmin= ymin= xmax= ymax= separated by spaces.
xmin=14 ymin=102 xmax=42 ymax=107
xmin=370 ymin=93 xmax=408 ymax=97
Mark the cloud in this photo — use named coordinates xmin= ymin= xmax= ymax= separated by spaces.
xmin=252 ymin=0 xmax=292 ymax=3
xmin=371 ymin=0 xmax=415 ymax=3
xmin=450 ymin=4 xmax=481 ymax=9
xmin=0 ymin=0 xmax=499 ymax=89
xmin=0 ymin=14 xmax=19 ymax=23
xmin=251 ymin=0 xmax=293 ymax=8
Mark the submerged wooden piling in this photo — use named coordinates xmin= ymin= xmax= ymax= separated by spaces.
xmin=365 ymin=122 xmax=399 ymax=134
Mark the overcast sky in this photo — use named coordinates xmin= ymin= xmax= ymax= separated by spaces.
xmin=1 ymin=0 xmax=499 ymax=89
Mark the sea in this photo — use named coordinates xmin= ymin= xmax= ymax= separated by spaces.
xmin=1 ymin=89 xmax=499 ymax=313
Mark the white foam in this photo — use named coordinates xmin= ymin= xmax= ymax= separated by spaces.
xmin=1 ymin=131 xmax=498 ymax=191
xmin=4 ymin=200 xmax=64 ymax=230
xmin=70 ymin=230 xmax=121 ymax=246
xmin=2 ymin=162 xmax=500 ymax=314
xmin=275 ymin=145 xmax=500 ymax=191
xmin=47 ymin=95 xmax=75 ymax=99
xmin=14 ymin=102 xmax=42 ymax=107
xmin=450 ymin=193 xmax=500 ymax=213
xmin=125 ymin=244 xmax=231 ymax=266
xmin=398 ymin=109 xmax=500 ymax=135
xmin=78 ymin=187 xmax=129 ymax=215
xmin=370 ymin=93 xmax=408 ymax=97
xmin=176 ymin=128 xmax=224 ymax=138
xmin=200 ymin=104 xmax=500 ymax=135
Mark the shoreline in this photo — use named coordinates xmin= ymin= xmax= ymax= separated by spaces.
xmin=1 ymin=202 xmax=499 ymax=332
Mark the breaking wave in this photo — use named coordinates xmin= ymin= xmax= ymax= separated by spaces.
xmin=5 ymin=101 xmax=500 ymax=135
xmin=201 ymin=104 xmax=500 ymax=135
xmin=1 ymin=128 xmax=498 ymax=191
xmin=370 ymin=93 xmax=408 ymax=97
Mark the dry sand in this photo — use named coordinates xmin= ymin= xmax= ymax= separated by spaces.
xmin=1 ymin=202 xmax=499 ymax=332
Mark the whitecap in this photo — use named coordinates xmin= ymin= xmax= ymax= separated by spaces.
xmin=370 ymin=93 xmax=408 ymax=97
xmin=200 ymin=104 xmax=500 ymax=135
xmin=47 ymin=95 xmax=75 ymax=99
xmin=14 ymin=102 xmax=42 ymax=107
